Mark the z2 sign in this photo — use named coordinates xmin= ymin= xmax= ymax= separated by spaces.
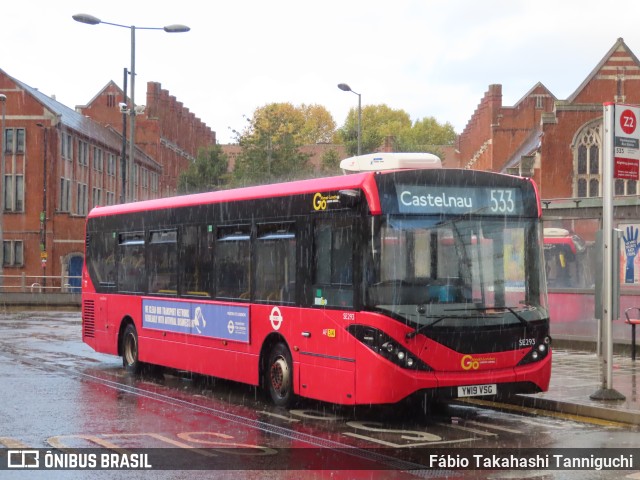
xmin=613 ymin=105 xmax=640 ymax=181
xmin=620 ymin=109 xmax=637 ymax=135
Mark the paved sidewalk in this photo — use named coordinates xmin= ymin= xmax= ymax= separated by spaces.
xmin=512 ymin=348 xmax=640 ymax=425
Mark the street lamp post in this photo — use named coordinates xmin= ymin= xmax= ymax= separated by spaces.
xmin=72 ymin=13 xmax=189 ymax=203
xmin=36 ymin=123 xmax=48 ymax=287
xmin=0 ymin=93 xmax=6 ymax=289
xmin=120 ymin=67 xmax=128 ymax=204
xmin=338 ymin=83 xmax=362 ymax=156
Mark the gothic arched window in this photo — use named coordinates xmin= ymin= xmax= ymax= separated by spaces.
xmin=573 ymin=123 xmax=601 ymax=198
xmin=573 ymin=120 xmax=638 ymax=197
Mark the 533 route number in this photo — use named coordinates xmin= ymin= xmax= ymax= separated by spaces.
xmin=490 ymin=189 xmax=515 ymax=213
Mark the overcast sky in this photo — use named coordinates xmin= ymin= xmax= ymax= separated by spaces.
xmin=4 ymin=0 xmax=640 ymax=144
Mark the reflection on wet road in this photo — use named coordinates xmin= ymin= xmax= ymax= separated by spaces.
xmin=0 ymin=311 xmax=638 ymax=479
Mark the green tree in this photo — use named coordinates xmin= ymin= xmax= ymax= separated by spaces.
xmin=177 ymin=144 xmax=229 ymax=194
xmin=396 ymin=116 xmax=457 ymax=153
xmin=233 ymin=103 xmax=319 ymax=185
xmin=299 ymin=104 xmax=337 ymax=144
xmin=337 ymin=104 xmax=412 ymax=156
xmin=319 ymin=148 xmax=342 ymax=174
xmin=337 ymin=105 xmax=457 ymax=157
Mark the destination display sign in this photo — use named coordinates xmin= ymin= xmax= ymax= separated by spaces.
xmin=396 ymin=185 xmax=523 ymax=216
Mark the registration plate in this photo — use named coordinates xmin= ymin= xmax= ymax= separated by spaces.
xmin=457 ymin=384 xmax=497 ymax=397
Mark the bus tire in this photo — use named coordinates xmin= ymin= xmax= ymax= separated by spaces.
xmin=122 ymin=323 xmax=142 ymax=374
xmin=266 ymin=342 xmax=293 ymax=407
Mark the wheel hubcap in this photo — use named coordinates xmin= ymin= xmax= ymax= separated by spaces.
xmin=125 ymin=334 xmax=137 ymax=365
xmin=270 ymin=357 xmax=290 ymax=397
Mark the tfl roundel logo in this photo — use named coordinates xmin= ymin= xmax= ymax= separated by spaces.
xmin=269 ymin=307 xmax=283 ymax=331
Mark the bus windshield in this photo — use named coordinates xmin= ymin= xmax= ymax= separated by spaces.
xmin=365 ymin=216 xmax=548 ymax=328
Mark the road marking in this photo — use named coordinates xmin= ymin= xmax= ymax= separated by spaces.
xmin=459 ymin=398 xmax=632 ymax=428
xmin=0 ymin=437 xmax=30 ymax=448
xmin=436 ymin=423 xmax=498 ymax=437
xmin=104 ymin=432 xmax=218 ymax=457
xmin=346 ymin=421 xmax=441 ymax=442
xmin=515 ymin=417 xmax=569 ymax=430
xmin=342 ymin=431 xmax=478 ymax=447
xmin=177 ymin=432 xmax=277 ymax=455
xmin=259 ymin=410 xmax=300 ymax=422
xmin=465 ymin=419 xmax=523 ymax=434
xmin=47 ymin=435 xmax=123 ymax=451
xmin=290 ymin=409 xmax=343 ymax=421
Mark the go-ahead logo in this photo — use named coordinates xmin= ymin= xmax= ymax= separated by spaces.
xmin=460 ymin=354 xmax=496 ymax=370
xmin=313 ymin=192 xmax=339 ymax=211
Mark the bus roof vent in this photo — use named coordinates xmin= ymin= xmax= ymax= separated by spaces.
xmin=340 ymin=152 xmax=442 ymax=173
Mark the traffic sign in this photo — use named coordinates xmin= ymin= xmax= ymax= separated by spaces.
xmin=619 ymin=108 xmax=637 ymax=135
xmin=614 ymin=104 xmax=640 ymax=180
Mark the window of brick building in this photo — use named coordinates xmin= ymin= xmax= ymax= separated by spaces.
xmin=77 ymin=183 xmax=88 ymax=216
xmin=4 ymin=128 xmax=25 ymax=153
xmin=574 ymin=120 xmax=638 ymax=197
xmin=3 ymin=174 xmax=23 ymax=212
xmin=59 ymin=178 xmax=71 ymax=212
xmin=573 ymin=122 xmax=602 ymax=198
xmin=3 ymin=240 xmax=23 ymax=267
xmin=61 ymin=133 xmax=73 ymax=160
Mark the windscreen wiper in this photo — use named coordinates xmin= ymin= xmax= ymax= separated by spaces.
xmin=505 ymin=306 xmax=530 ymax=328
xmin=405 ymin=316 xmax=455 ymax=340
xmin=443 ymin=306 xmax=531 ymax=328
xmin=406 ymin=306 xmax=532 ymax=340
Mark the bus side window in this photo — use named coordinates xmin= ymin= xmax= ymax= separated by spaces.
xmin=181 ymin=225 xmax=213 ymax=297
xmin=255 ymin=223 xmax=296 ymax=303
xmin=118 ymin=232 xmax=145 ymax=293
xmin=313 ymin=219 xmax=353 ymax=308
xmin=215 ymin=225 xmax=250 ymax=300
xmin=86 ymin=229 xmax=117 ymax=290
xmin=147 ymin=230 xmax=178 ymax=295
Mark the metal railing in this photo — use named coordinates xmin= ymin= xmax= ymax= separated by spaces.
xmin=0 ymin=274 xmax=81 ymax=293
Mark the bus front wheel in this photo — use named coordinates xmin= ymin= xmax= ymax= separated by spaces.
xmin=122 ymin=323 xmax=141 ymax=374
xmin=266 ymin=343 xmax=293 ymax=407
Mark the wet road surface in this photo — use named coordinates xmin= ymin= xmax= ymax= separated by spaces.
xmin=0 ymin=310 xmax=639 ymax=479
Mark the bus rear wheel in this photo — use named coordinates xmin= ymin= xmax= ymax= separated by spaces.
xmin=122 ymin=323 xmax=142 ymax=374
xmin=266 ymin=343 xmax=293 ymax=407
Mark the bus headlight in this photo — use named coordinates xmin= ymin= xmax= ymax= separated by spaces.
xmin=347 ymin=325 xmax=432 ymax=371
xmin=517 ymin=336 xmax=551 ymax=366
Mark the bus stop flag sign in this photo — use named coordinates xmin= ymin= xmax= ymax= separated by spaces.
xmin=614 ymin=105 xmax=640 ymax=180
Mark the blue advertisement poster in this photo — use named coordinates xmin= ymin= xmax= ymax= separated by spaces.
xmin=142 ymin=299 xmax=250 ymax=343
xmin=620 ymin=223 xmax=640 ymax=285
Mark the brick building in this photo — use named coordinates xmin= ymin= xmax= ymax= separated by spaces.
xmin=3 ymin=37 xmax=639 ymax=293
xmin=221 ymin=143 xmax=347 ymax=173
xmin=457 ymin=37 xmax=640 ymax=201
xmin=0 ymin=69 xmax=214 ymax=291
xmin=77 ymin=81 xmax=216 ymax=197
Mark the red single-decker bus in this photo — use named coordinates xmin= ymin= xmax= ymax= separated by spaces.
xmin=82 ymin=154 xmax=551 ymax=407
